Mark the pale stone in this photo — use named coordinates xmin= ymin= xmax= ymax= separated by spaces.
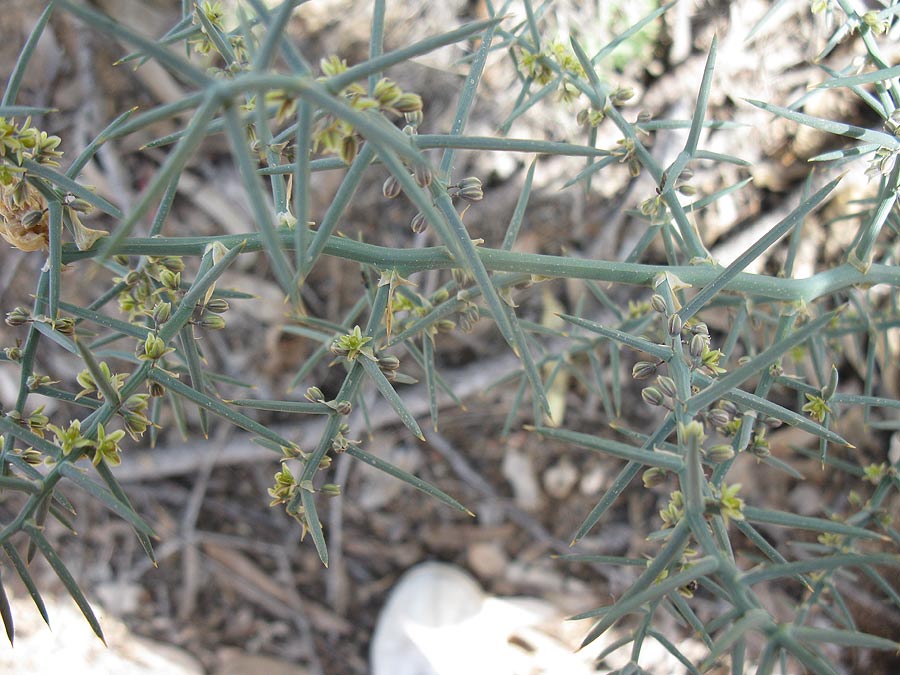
xmin=467 ymin=541 xmax=509 ymax=579
xmin=542 ymin=458 xmax=578 ymax=499
xmin=370 ymin=562 xmax=600 ymax=675
xmin=501 ymin=447 xmax=544 ymax=511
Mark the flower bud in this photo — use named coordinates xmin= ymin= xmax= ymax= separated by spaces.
xmin=67 ymin=198 xmax=94 ymax=214
xmin=435 ymin=319 xmax=456 ymax=333
xmin=719 ymin=400 xmax=739 ymax=417
xmin=410 ymin=211 xmax=427 ymax=234
xmin=632 ymin=361 xmax=657 ymax=380
xmin=153 ymin=301 xmax=172 ymax=324
xmin=373 ymin=78 xmax=401 ymax=107
xmin=611 ymin=86 xmax=634 ymax=105
xmin=690 ymin=322 xmax=709 ymax=335
xmin=822 ymin=364 xmax=839 ymax=400
xmin=19 ymin=448 xmax=43 ymax=466
xmin=641 ymin=386 xmax=664 ymax=407
xmin=22 ymin=210 xmax=45 ymax=228
xmin=704 ymin=444 xmax=735 ymax=463
xmin=394 ymin=92 xmax=423 ymax=113
xmin=404 ymin=110 xmax=424 ymax=128
xmin=378 ymin=355 xmax=400 ymax=371
xmin=667 ymin=313 xmax=683 ymax=337
xmin=762 ymin=415 xmax=782 ymax=429
xmin=707 ymin=408 xmax=731 ymax=429
xmin=54 ymin=317 xmax=75 ymax=335
xmin=5 ymin=307 xmax=31 ymax=327
xmin=199 ymin=313 xmax=226 ymax=330
xmin=205 ymin=298 xmax=230 ymax=314
xmin=340 ymin=135 xmax=359 ymax=164
xmin=321 ymin=483 xmax=342 ymax=496
xmin=649 ymin=294 xmax=667 ymax=314
xmin=689 ymin=333 xmax=707 ymax=359
xmin=656 ymin=375 xmax=677 ymax=399
xmin=305 ymin=386 xmax=325 ymax=403
xmin=680 ymin=420 xmax=707 ymax=449
xmin=159 ymin=256 xmax=185 ymax=272
xmin=334 ymin=400 xmax=352 ymax=415
xmin=382 ymin=175 xmax=402 ymax=199
xmin=159 ymin=268 xmax=180 ymax=291
xmin=750 ymin=442 xmax=770 ymax=459
xmin=413 ymin=162 xmax=432 ymax=188
xmin=457 ymin=176 xmax=483 ymax=201
xmin=143 ymin=334 xmax=169 ymax=360
xmin=642 ymin=467 xmax=667 ymax=488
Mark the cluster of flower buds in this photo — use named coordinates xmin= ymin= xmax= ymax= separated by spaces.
xmin=448 ymin=176 xmax=483 ymax=203
xmin=6 ymin=310 xmax=74 ymax=340
xmin=3 ymin=342 xmax=22 ymax=361
xmin=377 ymin=354 xmax=401 ymax=381
xmin=309 ymin=57 xmax=423 ymax=164
xmin=137 ymin=332 xmax=174 ymax=362
xmin=384 ymin=173 xmax=482 ymax=236
xmin=6 ymin=405 xmax=49 ymax=438
xmin=641 ymin=374 xmax=677 ymax=410
xmin=649 ymin=293 xmax=725 ymax=376
xmin=380 ymin=119 xmax=483 ymax=235
xmin=115 ymin=256 xmax=186 ymax=322
xmin=640 ymin=193 xmax=668 ymax=224
xmin=611 ymin=137 xmax=641 ymax=178
xmin=457 ymin=301 xmax=480 ymax=333
xmin=5 ymin=307 xmax=31 ymax=327
xmin=331 ymin=422 xmax=358 ymax=453
xmin=305 ymin=386 xmax=353 ymax=415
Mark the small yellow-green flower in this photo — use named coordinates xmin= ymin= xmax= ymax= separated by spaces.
xmin=92 ymin=423 xmax=126 ymax=467
xmin=708 ymin=483 xmax=745 ymax=526
xmin=863 ymin=462 xmax=894 ymax=485
xmin=332 ymin=325 xmax=373 ymax=361
xmin=47 ymin=419 xmax=93 ymax=456
xmin=75 ymin=361 xmax=126 ymax=400
xmin=802 ymin=393 xmax=831 ymax=423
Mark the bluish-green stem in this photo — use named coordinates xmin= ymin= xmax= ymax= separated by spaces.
xmin=62 ymin=230 xmax=900 ymax=304
xmin=848 ymin=160 xmax=899 ymax=272
xmin=285 ymin=283 xmax=391 ymax=564
xmin=681 ymin=411 xmax=768 ymax=624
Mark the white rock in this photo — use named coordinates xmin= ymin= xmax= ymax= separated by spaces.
xmin=501 ymin=447 xmax=544 ymax=511
xmin=0 ymin=590 xmax=203 ymax=675
xmin=542 ymin=458 xmax=578 ymax=499
xmin=467 ymin=541 xmax=509 ymax=579
xmin=370 ymin=562 xmax=598 ymax=675
xmin=578 ymin=464 xmax=607 ymax=496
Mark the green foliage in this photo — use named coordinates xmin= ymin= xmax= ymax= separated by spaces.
xmin=0 ymin=0 xmax=899 ymax=671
